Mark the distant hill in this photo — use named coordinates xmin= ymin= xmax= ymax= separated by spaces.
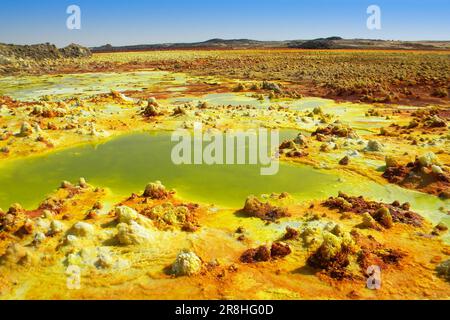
xmin=92 ymin=38 xmax=289 ymax=52
xmin=0 ymin=43 xmax=92 ymax=74
xmin=289 ymin=38 xmax=450 ymax=50
xmin=0 ymin=43 xmax=91 ymax=63
xmin=91 ymin=37 xmax=450 ymax=52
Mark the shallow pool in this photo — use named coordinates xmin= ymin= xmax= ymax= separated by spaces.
xmin=0 ymin=132 xmax=447 ymax=230
xmin=0 ymin=71 xmax=186 ymax=100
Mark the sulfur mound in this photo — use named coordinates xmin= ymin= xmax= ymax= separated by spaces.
xmin=270 ymin=242 xmax=292 ymax=259
xmin=116 ymin=206 xmax=139 ymax=224
xmin=365 ymin=140 xmax=383 ymax=152
xmin=110 ymin=90 xmax=134 ymax=103
xmin=142 ymin=202 xmax=199 ymax=231
xmin=242 ymin=194 xmax=290 ymax=222
xmin=373 ymin=207 xmax=394 ymax=229
xmin=142 ymin=104 xmax=160 ymax=117
xmin=0 ymin=204 xmax=27 ymax=233
xmin=312 ymin=123 xmax=358 ymax=140
xmin=436 ymin=260 xmax=450 ymax=281
xmin=0 ymin=243 xmax=34 ymax=266
xmin=116 ymin=221 xmax=153 ymax=245
xmin=424 ymin=115 xmax=447 ymax=128
xmin=279 ymin=134 xmax=309 ymax=158
xmin=360 ymin=212 xmax=380 ymax=230
xmin=240 ymin=245 xmax=271 ymax=263
xmin=262 ymin=81 xmax=282 ymax=93
xmin=240 ymin=242 xmax=291 ymax=263
xmin=306 ymin=228 xmax=356 ymax=280
xmin=18 ymin=122 xmax=33 ymax=137
xmin=323 ymin=192 xmax=423 ymax=227
xmin=282 ymin=226 xmax=300 ymax=240
xmin=300 ymin=226 xmax=322 ymax=248
xmin=71 ymin=222 xmax=94 ymax=237
xmin=385 ymin=156 xmax=400 ymax=168
xmin=382 ymin=152 xmax=450 ymax=197
xmin=143 ymin=181 xmax=171 ymax=199
xmin=171 ymin=250 xmax=202 ymax=276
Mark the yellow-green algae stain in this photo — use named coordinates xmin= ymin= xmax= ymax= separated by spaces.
xmin=0 ymin=71 xmax=186 ymax=100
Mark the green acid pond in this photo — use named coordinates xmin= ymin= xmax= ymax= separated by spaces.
xmin=0 ymin=132 xmax=448 ymax=233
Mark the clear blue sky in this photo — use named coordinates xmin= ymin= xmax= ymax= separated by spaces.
xmin=0 ymin=0 xmax=449 ymax=47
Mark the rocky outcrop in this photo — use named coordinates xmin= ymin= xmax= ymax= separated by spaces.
xmin=242 ymin=194 xmax=290 ymax=222
xmin=382 ymin=152 xmax=450 ymax=198
xmin=0 ymin=43 xmax=91 ymax=62
xmin=0 ymin=42 xmax=91 ymax=74
xmin=59 ymin=43 xmax=92 ymax=58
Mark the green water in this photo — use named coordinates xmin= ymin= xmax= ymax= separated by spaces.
xmin=0 ymin=132 xmax=447 ymax=229
xmin=1 ymin=131 xmax=331 ymax=209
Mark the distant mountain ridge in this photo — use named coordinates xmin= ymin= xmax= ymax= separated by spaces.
xmin=91 ymin=37 xmax=450 ymax=52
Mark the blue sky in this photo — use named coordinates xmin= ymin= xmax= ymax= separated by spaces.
xmin=0 ymin=0 xmax=449 ymax=47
